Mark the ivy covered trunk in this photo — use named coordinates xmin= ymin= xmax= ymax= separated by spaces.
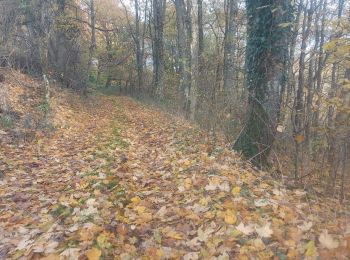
xmin=175 ymin=0 xmax=192 ymax=115
xmin=152 ymin=0 xmax=166 ymax=99
xmin=234 ymin=0 xmax=292 ymax=167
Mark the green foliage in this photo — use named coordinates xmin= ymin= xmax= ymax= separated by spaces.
xmin=37 ymin=101 xmax=50 ymax=114
xmin=109 ymin=127 xmax=129 ymax=149
xmin=89 ymin=74 xmax=97 ymax=83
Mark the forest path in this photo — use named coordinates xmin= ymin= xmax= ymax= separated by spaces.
xmin=1 ymin=94 xmax=349 ymax=259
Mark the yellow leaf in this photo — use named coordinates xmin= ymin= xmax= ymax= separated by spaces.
xmin=94 ymin=189 xmax=102 ymax=196
xmin=69 ymin=198 xmax=79 ymax=206
xmin=59 ymin=195 xmax=67 ymax=203
xmin=305 ymin=240 xmax=317 ymax=257
xmin=231 ymin=186 xmax=241 ymax=196
xmin=156 ymin=249 xmax=164 ymax=258
xmin=237 ymin=253 xmax=249 ymax=260
xmin=257 ymin=250 xmax=274 ymax=259
xmin=86 ymin=248 xmax=101 ymax=260
xmin=183 ymin=159 xmax=191 ymax=167
xmin=97 ymin=232 xmax=111 ymax=249
xmin=323 ymin=40 xmax=338 ymax=51
xmin=252 ymin=238 xmax=265 ymax=250
xmin=287 ymin=248 xmax=299 ymax=259
xmin=204 ymin=211 xmax=214 ymax=219
xmin=211 ymin=176 xmax=221 ymax=185
xmin=136 ymin=212 xmax=153 ymax=224
xmin=199 ymin=197 xmax=210 ymax=206
xmin=167 ymin=230 xmax=183 ymax=240
xmin=162 ymin=227 xmax=183 ymax=240
xmin=135 ymin=205 xmax=146 ymax=214
xmin=79 ymin=181 xmax=89 ymax=189
xmin=184 ymin=178 xmax=192 ymax=190
xmin=115 ymin=208 xmax=129 ymax=223
xmin=72 ymin=215 xmax=80 ymax=222
xmin=131 ymin=196 xmax=141 ymax=204
xmin=224 ymin=210 xmax=237 ymax=225
xmin=79 ymin=224 xmax=101 ymax=242
xmin=185 ymin=211 xmax=200 ymax=221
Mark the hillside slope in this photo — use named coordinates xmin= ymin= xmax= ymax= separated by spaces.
xmin=0 ymin=72 xmax=349 ymax=259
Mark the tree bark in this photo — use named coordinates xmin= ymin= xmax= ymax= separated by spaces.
xmin=152 ymin=0 xmax=166 ymax=99
xmin=223 ymin=0 xmax=237 ymax=93
xmin=234 ymin=0 xmax=292 ymax=167
xmin=174 ymin=0 xmax=192 ymax=115
xmin=135 ymin=0 xmax=143 ymax=92
xmin=189 ymin=0 xmax=204 ymax=120
xmin=86 ymin=0 xmax=96 ymax=92
xmin=293 ymin=2 xmax=313 ymax=179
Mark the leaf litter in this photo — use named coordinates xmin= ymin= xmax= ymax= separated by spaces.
xmin=0 ymin=90 xmax=350 ymax=259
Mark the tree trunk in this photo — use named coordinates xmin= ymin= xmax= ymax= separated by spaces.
xmin=293 ymin=2 xmax=313 ymax=179
xmin=234 ymin=0 xmax=292 ymax=167
xmin=86 ymin=0 xmax=96 ymax=93
xmin=135 ymin=0 xmax=143 ymax=92
xmin=105 ymin=34 xmax=113 ymax=88
xmin=174 ymin=0 xmax=192 ymax=115
xmin=152 ymin=0 xmax=166 ymax=99
xmin=327 ymin=0 xmax=345 ymax=127
xmin=312 ymin=0 xmax=327 ymax=127
xmin=223 ymin=0 xmax=237 ymax=94
xmin=189 ymin=0 xmax=203 ymax=120
xmin=285 ymin=1 xmax=302 ymax=113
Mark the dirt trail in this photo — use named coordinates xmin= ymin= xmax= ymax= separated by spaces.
xmin=1 ymin=94 xmax=349 ymax=259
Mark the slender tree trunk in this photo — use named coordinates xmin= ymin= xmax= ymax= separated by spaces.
xmin=174 ymin=0 xmax=192 ymax=115
xmin=305 ymin=0 xmax=320 ymax=147
xmin=327 ymin=0 xmax=345 ymax=127
xmin=135 ymin=0 xmax=143 ymax=92
xmin=223 ymin=0 xmax=237 ymax=94
xmin=95 ymin=62 xmax=101 ymax=88
xmin=286 ymin=1 xmax=302 ymax=111
xmin=189 ymin=0 xmax=204 ymax=120
xmin=293 ymin=2 xmax=313 ymax=180
xmin=105 ymin=34 xmax=113 ymax=88
xmin=312 ymin=0 xmax=327 ymax=127
xmin=327 ymin=0 xmax=345 ymax=184
xmin=86 ymin=0 xmax=96 ymax=93
xmin=197 ymin=0 xmax=204 ymax=70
